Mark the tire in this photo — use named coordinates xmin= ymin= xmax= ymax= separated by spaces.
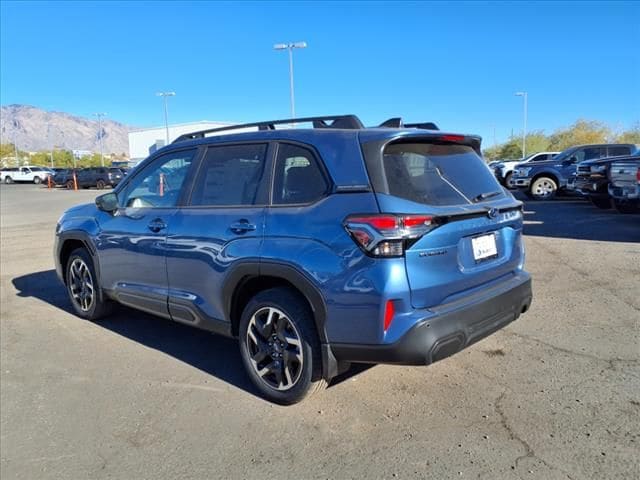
xmin=65 ymin=248 xmax=114 ymax=320
xmin=4 ymin=176 xmax=13 ymax=184
xmin=66 ymin=180 xmax=75 ymax=190
xmin=529 ymin=176 xmax=558 ymax=200
xmin=504 ymin=172 xmax=515 ymax=190
xmin=33 ymin=176 xmax=41 ymax=185
xmin=96 ymin=180 xmax=106 ymax=190
xmin=613 ymin=200 xmax=639 ymax=214
xmin=238 ymin=287 xmax=327 ymax=405
xmin=589 ymin=196 xmax=611 ymax=209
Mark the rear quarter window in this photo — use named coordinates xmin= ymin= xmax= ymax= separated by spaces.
xmin=383 ymin=143 xmax=504 ymax=206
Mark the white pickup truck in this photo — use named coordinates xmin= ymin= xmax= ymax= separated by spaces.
xmin=1 ymin=166 xmax=52 ymax=184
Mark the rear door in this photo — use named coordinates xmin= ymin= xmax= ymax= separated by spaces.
xmin=165 ymin=142 xmax=270 ymax=329
xmin=76 ymin=168 xmax=93 ymax=187
xmin=371 ymin=140 xmax=524 ymax=308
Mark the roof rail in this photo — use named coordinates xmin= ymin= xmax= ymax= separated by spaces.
xmin=172 ymin=114 xmax=364 ymax=143
xmin=377 ymin=118 xmax=439 ymax=130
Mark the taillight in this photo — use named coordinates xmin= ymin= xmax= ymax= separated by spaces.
xmin=439 ymin=134 xmax=465 ymax=142
xmin=344 ymin=214 xmax=439 ymax=257
xmin=636 ymin=168 xmax=640 ymax=183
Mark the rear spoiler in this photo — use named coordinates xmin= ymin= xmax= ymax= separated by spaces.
xmin=378 ymin=118 xmax=439 ymax=130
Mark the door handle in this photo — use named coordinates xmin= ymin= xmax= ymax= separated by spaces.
xmin=229 ymin=220 xmax=257 ymax=234
xmin=147 ymin=218 xmax=167 ymax=233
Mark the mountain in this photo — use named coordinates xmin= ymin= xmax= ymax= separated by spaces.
xmin=0 ymin=105 xmax=132 ymax=156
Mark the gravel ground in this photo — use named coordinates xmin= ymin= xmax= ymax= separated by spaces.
xmin=1 ymin=184 xmax=638 ymax=480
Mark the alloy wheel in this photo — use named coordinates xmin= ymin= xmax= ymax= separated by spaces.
xmin=245 ymin=307 xmax=303 ymax=391
xmin=69 ymin=258 xmax=94 ymax=312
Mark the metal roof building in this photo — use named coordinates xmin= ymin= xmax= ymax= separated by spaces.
xmin=128 ymin=120 xmax=234 ymax=163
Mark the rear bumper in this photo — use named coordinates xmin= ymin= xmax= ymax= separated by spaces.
xmin=609 ymin=184 xmax=639 ymax=201
xmin=331 ymin=272 xmax=532 ymax=365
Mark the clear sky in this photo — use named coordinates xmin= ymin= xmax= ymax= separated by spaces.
xmin=1 ymin=0 xmax=638 ymax=146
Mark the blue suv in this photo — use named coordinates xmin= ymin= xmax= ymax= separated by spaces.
xmin=55 ymin=115 xmax=532 ymax=404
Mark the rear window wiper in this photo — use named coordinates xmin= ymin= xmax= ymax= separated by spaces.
xmin=473 ymin=190 xmax=502 ymax=202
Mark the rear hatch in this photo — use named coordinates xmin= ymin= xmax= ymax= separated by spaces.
xmin=609 ymin=159 xmax=640 ymax=188
xmin=108 ymin=168 xmax=123 ymax=182
xmin=363 ymin=136 xmax=524 ymax=309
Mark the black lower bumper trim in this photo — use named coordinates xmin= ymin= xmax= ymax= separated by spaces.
xmin=331 ymin=273 xmax=532 ymax=366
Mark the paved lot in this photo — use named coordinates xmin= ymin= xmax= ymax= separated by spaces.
xmin=1 ymin=184 xmax=638 ymax=480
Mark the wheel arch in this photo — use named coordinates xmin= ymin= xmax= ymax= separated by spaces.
xmin=530 ymin=170 xmax=560 ymax=186
xmin=223 ymin=261 xmax=339 ymax=380
xmin=58 ymin=232 xmax=101 ymax=288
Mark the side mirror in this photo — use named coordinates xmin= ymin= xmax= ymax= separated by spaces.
xmin=565 ymin=156 xmax=577 ymax=165
xmin=96 ymin=192 xmax=118 ymax=213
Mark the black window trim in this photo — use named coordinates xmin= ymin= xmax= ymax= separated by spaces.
xmin=268 ymin=140 xmax=332 ymax=208
xmin=182 ymin=141 xmax=273 ymax=209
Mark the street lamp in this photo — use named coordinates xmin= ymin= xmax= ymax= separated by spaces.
xmin=47 ymin=124 xmax=54 ymax=168
xmin=156 ymin=91 xmax=176 ymax=145
xmin=93 ymin=112 xmax=107 ymax=167
xmin=514 ymin=92 xmax=528 ymax=158
xmin=273 ymin=42 xmax=307 ymax=119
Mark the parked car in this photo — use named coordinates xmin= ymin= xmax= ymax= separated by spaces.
xmin=52 ymin=169 xmax=81 ymax=189
xmin=511 ymin=144 xmax=639 ymax=200
xmin=54 ymin=114 xmax=532 ymax=404
xmin=492 ymin=152 xmax=559 ymax=188
xmin=572 ymin=155 xmax=637 ymax=209
xmin=75 ymin=167 xmax=124 ymax=189
xmin=1 ymin=165 xmax=52 ymax=184
xmin=608 ymin=156 xmax=640 ymax=214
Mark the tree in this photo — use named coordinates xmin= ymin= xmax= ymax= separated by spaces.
xmin=482 ymin=131 xmax=550 ymax=160
xmin=614 ymin=123 xmax=640 ymax=144
xmin=547 ymin=120 xmax=611 ymax=150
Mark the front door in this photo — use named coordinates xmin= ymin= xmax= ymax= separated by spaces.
xmin=95 ymin=148 xmax=199 ymax=317
xmin=16 ymin=167 xmax=30 ymax=181
xmin=165 ymin=142 xmax=270 ymax=331
xmin=563 ymin=146 xmax=605 ymax=179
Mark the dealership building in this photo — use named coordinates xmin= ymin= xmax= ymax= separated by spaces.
xmin=128 ymin=120 xmax=236 ymax=164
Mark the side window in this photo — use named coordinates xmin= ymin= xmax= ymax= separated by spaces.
xmin=121 ymin=149 xmax=196 ymax=208
xmin=572 ymin=148 xmax=601 ymax=163
xmin=608 ymin=146 xmax=630 ymax=157
xmin=584 ymin=147 xmax=603 ymax=161
xmin=273 ymin=144 xmax=328 ymax=205
xmin=189 ymin=144 xmax=267 ymax=206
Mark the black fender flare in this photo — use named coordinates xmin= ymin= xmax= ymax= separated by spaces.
xmin=57 ymin=231 xmax=105 ymax=301
xmin=222 ymin=260 xmax=339 ymax=379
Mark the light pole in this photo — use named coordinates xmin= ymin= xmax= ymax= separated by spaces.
xmin=273 ymin=42 xmax=307 ymax=119
xmin=47 ymin=124 xmax=54 ymax=168
xmin=156 ymin=92 xmax=175 ymax=145
xmin=93 ymin=113 xmax=107 ymax=166
xmin=13 ymin=128 xmax=19 ymax=166
xmin=515 ymin=92 xmax=528 ymax=158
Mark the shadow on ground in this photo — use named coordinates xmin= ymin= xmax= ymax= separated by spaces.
xmin=11 ymin=270 xmax=373 ymax=399
xmin=514 ymin=192 xmax=640 ymax=243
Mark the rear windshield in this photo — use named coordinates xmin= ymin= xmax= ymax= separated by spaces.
xmin=383 ymin=143 xmax=504 ymax=206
